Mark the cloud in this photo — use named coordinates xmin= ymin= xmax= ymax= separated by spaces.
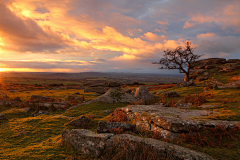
xmin=141 ymin=32 xmax=166 ymax=41
xmin=183 ymin=21 xmax=195 ymax=29
xmin=156 ymin=21 xmax=169 ymax=25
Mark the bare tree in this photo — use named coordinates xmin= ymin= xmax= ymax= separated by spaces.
xmin=153 ymin=41 xmax=202 ymax=82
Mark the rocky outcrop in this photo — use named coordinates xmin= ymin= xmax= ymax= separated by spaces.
xmin=89 ymin=86 xmax=156 ymax=104
xmin=62 ymin=129 xmax=214 ymax=159
xmin=84 ymin=81 xmax=123 ymax=94
xmin=31 ymin=110 xmax=49 ymax=117
xmin=117 ymin=105 xmax=240 ymax=139
xmin=186 ymin=58 xmax=240 ymax=82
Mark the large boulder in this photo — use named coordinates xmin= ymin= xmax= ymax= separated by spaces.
xmin=97 ymin=121 xmax=135 ymax=133
xmin=89 ymin=86 xmax=155 ymax=104
xmin=196 ymin=76 xmax=208 ymax=82
xmin=62 ymin=129 xmax=214 ymax=159
xmin=134 ymin=86 xmax=156 ymax=102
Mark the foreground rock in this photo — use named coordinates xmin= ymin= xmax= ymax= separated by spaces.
xmin=62 ymin=129 xmax=214 ymax=159
xmin=118 ymin=105 xmax=240 ymax=139
xmin=67 ymin=115 xmax=88 ymax=126
xmin=0 ymin=113 xmax=8 ymax=120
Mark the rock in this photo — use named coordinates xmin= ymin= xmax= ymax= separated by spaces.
xmin=122 ymin=88 xmax=132 ymax=93
xmin=162 ymin=91 xmax=180 ymax=98
xmin=74 ymin=92 xmax=80 ymax=95
xmin=218 ymin=85 xmax=240 ymax=89
xmin=136 ymin=121 xmax=151 ymax=131
xmin=89 ymin=86 xmax=155 ymax=104
xmin=196 ymin=76 xmax=208 ymax=82
xmin=0 ymin=100 xmax=16 ymax=106
xmin=31 ymin=110 xmax=49 ymax=117
xmin=97 ymin=121 xmax=135 ymax=133
xmin=175 ymin=103 xmax=192 ymax=108
xmin=67 ymin=86 xmax=75 ymax=89
xmin=189 ymin=69 xmax=205 ymax=75
xmin=68 ymin=115 xmax=88 ymax=126
xmin=205 ymin=65 xmax=214 ymax=69
xmin=104 ymin=110 xmax=112 ymax=114
xmin=203 ymin=72 xmax=210 ymax=76
xmin=105 ymin=81 xmax=122 ymax=87
xmin=179 ymin=79 xmax=196 ymax=87
xmin=84 ymin=87 xmax=110 ymax=94
xmin=227 ymin=59 xmax=240 ymax=63
xmin=134 ymin=86 xmax=156 ymax=103
xmin=0 ymin=113 xmax=8 ymax=120
xmin=62 ymin=129 xmax=214 ymax=159
xmin=209 ymin=77 xmax=223 ymax=86
xmin=199 ymin=105 xmax=216 ymax=109
xmin=62 ymin=129 xmax=114 ymax=157
xmin=21 ymin=107 xmax=31 ymax=113
xmin=118 ymin=105 xmax=239 ymax=135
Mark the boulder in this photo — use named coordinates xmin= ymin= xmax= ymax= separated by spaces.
xmin=162 ymin=91 xmax=180 ymax=97
xmin=205 ymin=65 xmax=214 ymax=69
xmin=189 ymin=69 xmax=205 ymax=75
xmin=227 ymin=59 xmax=240 ymax=63
xmin=203 ymin=72 xmax=210 ymax=76
xmin=134 ymin=86 xmax=155 ymax=102
xmin=67 ymin=115 xmax=88 ymax=126
xmin=218 ymin=85 xmax=240 ymax=89
xmin=21 ymin=107 xmax=31 ymax=113
xmin=31 ymin=110 xmax=49 ymax=117
xmin=84 ymin=87 xmax=110 ymax=94
xmin=89 ymin=86 xmax=155 ymax=104
xmin=105 ymin=81 xmax=123 ymax=87
xmin=196 ymin=76 xmax=208 ymax=82
xmin=0 ymin=113 xmax=8 ymax=120
xmin=62 ymin=129 xmax=214 ymax=159
xmin=97 ymin=121 xmax=136 ymax=133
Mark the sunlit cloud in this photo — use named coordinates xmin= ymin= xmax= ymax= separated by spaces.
xmin=0 ymin=0 xmax=239 ymax=73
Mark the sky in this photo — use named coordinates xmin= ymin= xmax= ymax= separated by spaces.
xmin=0 ymin=0 xmax=240 ymax=74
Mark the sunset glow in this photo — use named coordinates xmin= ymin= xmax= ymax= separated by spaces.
xmin=0 ymin=0 xmax=240 ymax=73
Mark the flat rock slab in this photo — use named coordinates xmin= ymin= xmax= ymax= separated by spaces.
xmin=62 ymin=129 xmax=214 ymax=159
xmin=119 ymin=105 xmax=240 ymax=134
xmin=120 ymin=105 xmax=215 ymax=119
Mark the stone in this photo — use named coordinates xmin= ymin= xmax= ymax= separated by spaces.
xmin=118 ymin=105 xmax=239 ymax=134
xmin=203 ymin=72 xmax=210 ymax=76
xmin=105 ymin=81 xmax=123 ymax=87
xmin=21 ymin=107 xmax=31 ymax=113
xmin=104 ymin=110 xmax=112 ymax=114
xmin=218 ymin=85 xmax=240 ymax=89
xmin=205 ymin=65 xmax=214 ymax=69
xmin=162 ymin=91 xmax=180 ymax=97
xmin=196 ymin=76 xmax=208 ymax=81
xmin=122 ymin=88 xmax=132 ymax=93
xmin=68 ymin=115 xmax=88 ymax=126
xmin=62 ymin=129 xmax=114 ymax=157
xmin=84 ymin=87 xmax=110 ymax=94
xmin=227 ymin=59 xmax=240 ymax=63
xmin=88 ymin=86 xmax=155 ymax=104
xmin=0 ymin=113 xmax=8 ymax=120
xmin=62 ymin=129 xmax=214 ymax=159
xmin=134 ymin=86 xmax=156 ymax=103
xmin=136 ymin=121 xmax=151 ymax=131
xmin=31 ymin=110 xmax=49 ymax=117
xmin=189 ymin=69 xmax=205 ymax=75
xmin=97 ymin=121 xmax=136 ymax=133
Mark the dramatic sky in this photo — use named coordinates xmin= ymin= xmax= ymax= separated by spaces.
xmin=0 ymin=0 xmax=240 ymax=73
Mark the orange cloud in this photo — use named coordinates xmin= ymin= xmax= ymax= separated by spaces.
xmin=156 ymin=21 xmax=169 ymax=25
xmin=197 ymin=33 xmax=216 ymax=38
xmin=183 ymin=21 xmax=195 ymax=29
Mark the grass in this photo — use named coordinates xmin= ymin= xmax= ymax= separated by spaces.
xmin=0 ymin=102 xmax=129 ymax=160
xmin=1 ymin=71 xmax=240 ymax=159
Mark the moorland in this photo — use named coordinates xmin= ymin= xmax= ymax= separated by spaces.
xmin=1 ymin=59 xmax=240 ymax=160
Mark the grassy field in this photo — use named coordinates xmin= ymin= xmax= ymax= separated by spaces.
xmin=0 ymin=73 xmax=240 ymax=159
